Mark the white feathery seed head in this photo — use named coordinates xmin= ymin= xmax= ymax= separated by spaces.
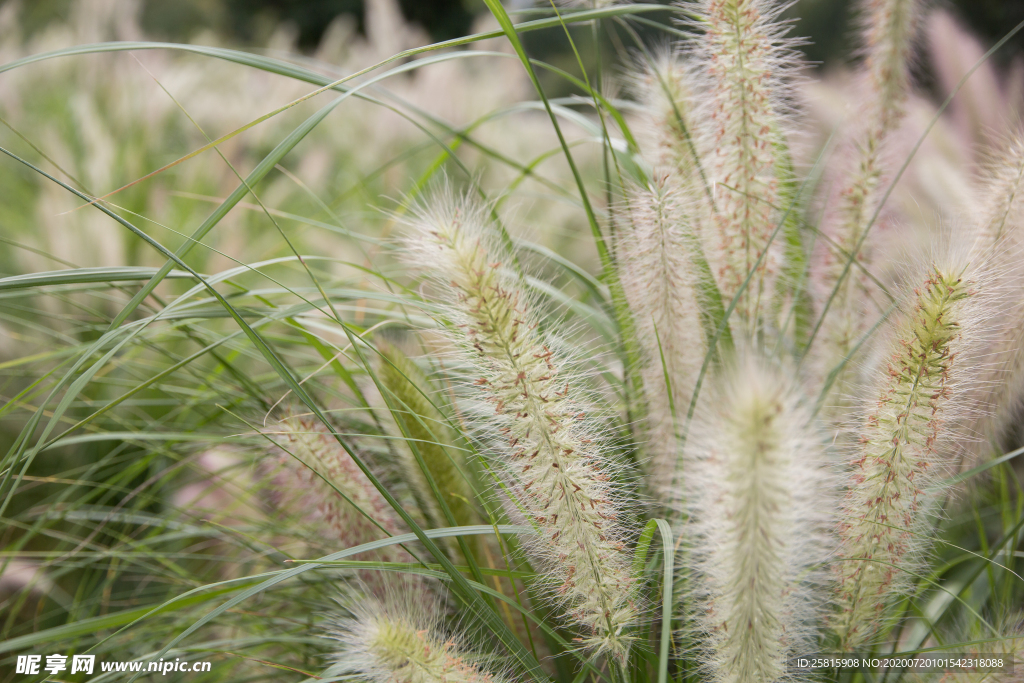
xmin=811 ymin=0 xmax=925 ymax=413
xmin=858 ymin=0 xmax=925 ymax=133
xmin=685 ymin=0 xmax=797 ymax=336
xmin=629 ymin=47 xmax=702 ymax=177
xmin=973 ymin=129 xmax=1024 ymax=257
xmin=262 ymin=415 xmax=422 ymax=596
xmin=832 ymin=243 xmax=995 ymax=649
xmin=811 ymin=132 xmax=894 ymax=422
xmin=402 ymin=187 xmax=639 ymax=660
xmin=620 ymin=170 xmax=706 ymax=488
xmin=685 ymin=355 xmax=834 ymax=683
xmin=959 ymin=129 xmax=1024 ymax=461
xmin=327 ymin=590 xmax=512 ymax=683
xmin=264 ymin=415 xmax=407 ymax=543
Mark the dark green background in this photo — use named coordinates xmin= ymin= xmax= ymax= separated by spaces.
xmin=4 ymin=0 xmax=1022 ymax=69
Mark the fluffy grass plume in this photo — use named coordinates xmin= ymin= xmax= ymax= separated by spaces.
xmin=974 ymin=130 xmax=1024 ymax=252
xmin=686 ymin=357 xmax=833 ymax=683
xmin=263 ymin=415 xmax=420 ymax=594
xmin=630 ymin=49 xmax=702 ymax=180
xmin=815 ymin=0 xmax=925 ymax=408
xmin=690 ymin=0 xmax=794 ymax=335
xmin=402 ymin=189 xmax=638 ymax=659
xmin=963 ymin=130 xmax=1024 ymax=460
xmin=832 ymin=253 xmax=986 ymax=649
xmin=328 ymin=590 xmax=510 ymax=683
xmin=860 ymin=0 xmax=924 ymax=132
xmin=620 ymin=172 xmax=706 ymax=486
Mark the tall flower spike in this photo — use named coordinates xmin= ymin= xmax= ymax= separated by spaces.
xmin=264 ymin=415 xmax=420 ymax=596
xmin=404 ymin=189 xmax=637 ymax=659
xmin=620 ymin=172 xmax=706 ymax=490
xmin=860 ymin=0 xmax=923 ymax=133
xmin=963 ymin=130 xmax=1024 ymax=461
xmin=691 ymin=0 xmax=794 ymax=336
xmin=686 ymin=357 xmax=833 ymax=683
xmin=631 ymin=49 xmax=704 ymax=183
xmin=815 ymin=0 xmax=925 ymax=412
xmin=974 ymin=130 xmax=1024 ymax=254
xmin=833 ymin=257 xmax=983 ymax=649
xmin=328 ymin=591 xmax=511 ymax=683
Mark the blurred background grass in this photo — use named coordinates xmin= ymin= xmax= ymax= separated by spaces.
xmin=6 ymin=0 xmax=1023 ymax=66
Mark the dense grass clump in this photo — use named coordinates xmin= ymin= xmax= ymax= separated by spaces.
xmin=3 ymin=1 xmax=1024 ymax=682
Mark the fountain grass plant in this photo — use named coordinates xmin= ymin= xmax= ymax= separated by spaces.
xmin=3 ymin=0 xmax=1024 ymax=682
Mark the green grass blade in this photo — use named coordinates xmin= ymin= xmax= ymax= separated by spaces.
xmin=0 ymin=267 xmax=195 ymax=291
xmin=104 ymin=94 xmax=347 ymax=331
xmin=655 ymin=519 xmax=675 ymax=683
